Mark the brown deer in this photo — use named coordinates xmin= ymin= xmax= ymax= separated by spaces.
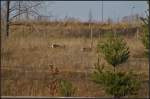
xmin=80 ymin=47 xmax=92 ymax=52
xmin=50 ymin=43 xmax=66 ymax=49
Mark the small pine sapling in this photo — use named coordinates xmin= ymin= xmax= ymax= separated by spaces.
xmin=97 ymin=34 xmax=130 ymax=72
xmin=59 ymin=79 xmax=76 ymax=97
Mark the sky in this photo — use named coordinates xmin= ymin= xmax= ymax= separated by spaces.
xmin=43 ymin=1 xmax=148 ymax=22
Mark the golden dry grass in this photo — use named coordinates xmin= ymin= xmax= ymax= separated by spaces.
xmin=1 ymin=22 xmax=149 ymax=97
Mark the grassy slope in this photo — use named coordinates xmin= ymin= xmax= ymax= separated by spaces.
xmin=1 ymin=22 xmax=149 ymax=97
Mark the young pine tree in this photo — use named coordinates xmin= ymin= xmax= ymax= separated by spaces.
xmin=91 ymin=69 xmax=140 ymax=98
xmin=140 ymin=1 xmax=149 ymax=56
xmin=141 ymin=25 xmax=149 ymax=53
xmin=97 ymin=34 xmax=130 ymax=72
xmin=91 ymin=35 xmax=140 ymax=98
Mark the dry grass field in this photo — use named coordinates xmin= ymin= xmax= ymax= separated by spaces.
xmin=1 ymin=21 xmax=149 ymax=97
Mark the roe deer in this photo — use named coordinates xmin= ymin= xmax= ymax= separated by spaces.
xmin=50 ymin=43 xmax=66 ymax=49
xmin=80 ymin=47 xmax=92 ymax=52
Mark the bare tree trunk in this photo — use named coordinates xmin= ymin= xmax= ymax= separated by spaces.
xmin=90 ymin=26 xmax=93 ymax=49
xmin=18 ymin=1 xmax=21 ymax=21
xmin=6 ymin=0 xmax=10 ymax=37
xmin=136 ymin=28 xmax=139 ymax=40
xmin=99 ymin=29 xmax=101 ymax=40
xmin=89 ymin=24 xmax=93 ymax=49
xmin=26 ymin=8 xmax=29 ymax=20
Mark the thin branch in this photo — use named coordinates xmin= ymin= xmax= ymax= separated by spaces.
xmin=9 ymin=2 xmax=42 ymax=14
xmin=9 ymin=9 xmax=42 ymax=21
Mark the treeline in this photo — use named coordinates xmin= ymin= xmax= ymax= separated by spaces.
xmin=10 ymin=21 xmax=143 ymax=38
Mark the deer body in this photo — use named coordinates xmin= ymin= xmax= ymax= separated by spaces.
xmin=50 ymin=43 xmax=65 ymax=49
xmin=80 ymin=47 xmax=92 ymax=52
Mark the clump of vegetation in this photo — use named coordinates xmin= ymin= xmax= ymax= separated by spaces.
xmin=59 ymin=79 xmax=76 ymax=97
xmin=48 ymin=65 xmax=76 ymax=97
xmin=91 ymin=34 xmax=140 ymax=98
xmin=97 ymin=34 xmax=130 ymax=72
xmin=91 ymin=69 xmax=140 ymax=98
xmin=140 ymin=1 xmax=149 ymax=56
xmin=141 ymin=25 xmax=149 ymax=56
xmin=48 ymin=65 xmax=60 ymax=96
